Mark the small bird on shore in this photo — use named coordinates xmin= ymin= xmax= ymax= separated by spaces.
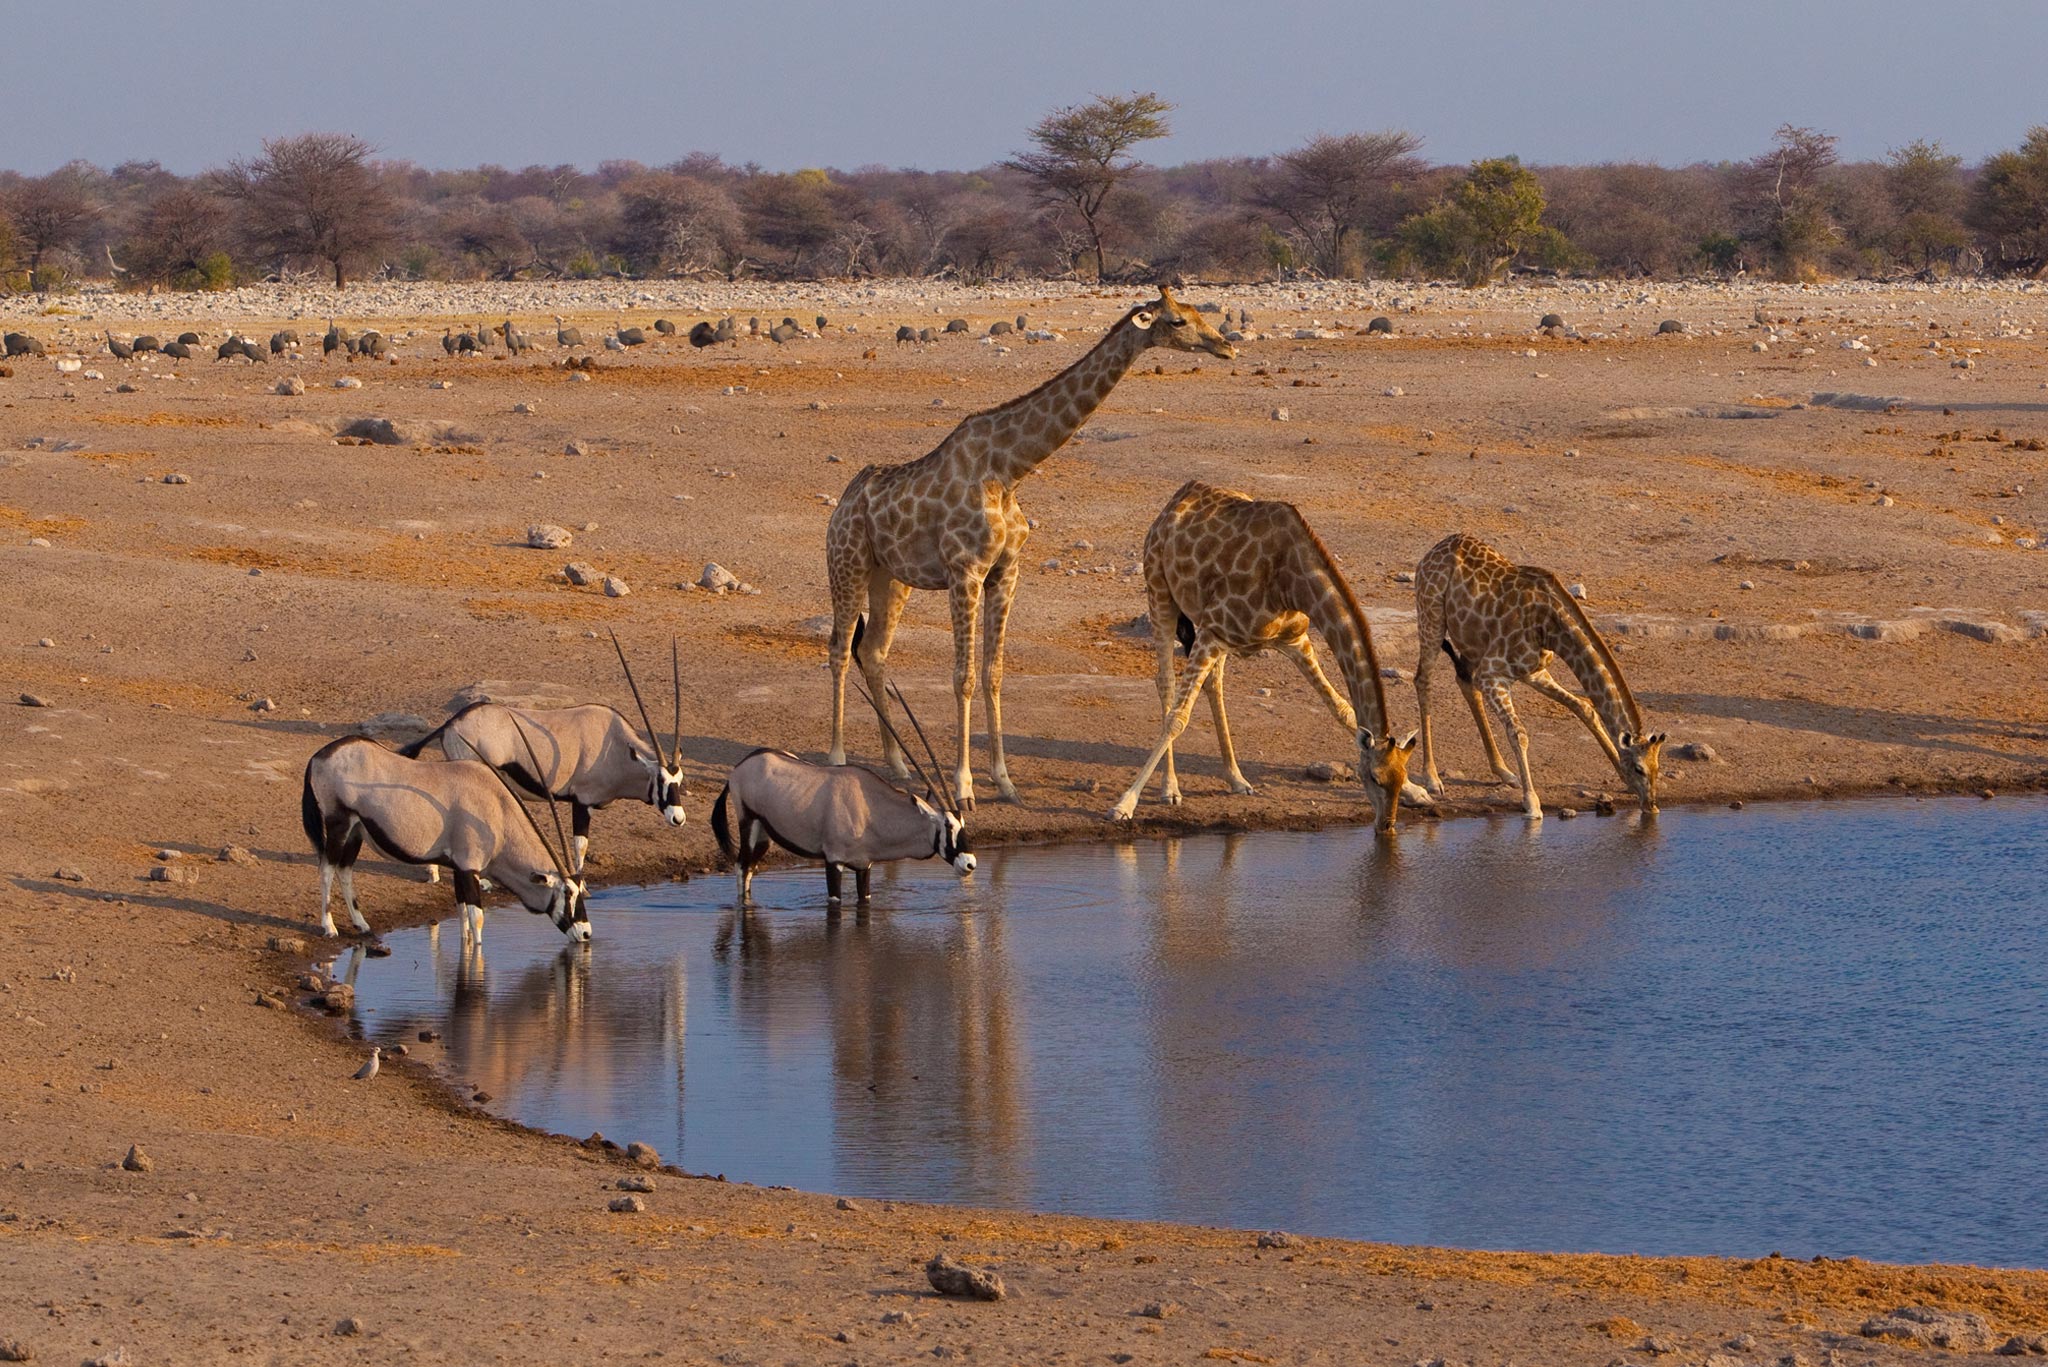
xmin=352 ymin=1047 xmax=382 ymax=1081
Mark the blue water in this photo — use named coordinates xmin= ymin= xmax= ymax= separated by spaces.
xmin=340 ymin=796 xmax=2048 ymax=1267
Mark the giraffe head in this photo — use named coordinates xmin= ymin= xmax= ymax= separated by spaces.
xmin=1356 ymin=728 xmax=1419 ymax=834
xmin=1616 ymin=730 xmax=1665 ymax=812
xmin=1127 ymin=286 xmax=1236 ymax=360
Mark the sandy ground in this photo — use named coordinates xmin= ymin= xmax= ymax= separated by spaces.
xmin=2 ymin=278 xmax=2045 ymax=1364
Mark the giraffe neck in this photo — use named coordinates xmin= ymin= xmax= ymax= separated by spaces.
xmin=1289 ymin=522 xmax=1394 ymax=738
xmin=971 ymin=316 xmax=1149 ymax=486
xmin=1539 ymin=582 xmax=1643 ymax=740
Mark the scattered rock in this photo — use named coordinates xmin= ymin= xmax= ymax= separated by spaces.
xmin=627 ymin=1141 xmax=661 ymax=1168
xmin=513 ymin=401 xmax=537 ymax=415
xmin=608 ymin=1195 xmax=646 ymax=1214
xmin=19 ymin=693 xmax=51 ymax=708
xmin=564 ymin=440 xmax=588 ymax=456
xmin=527 ymin=524 xmax=573 ymax=550
xmin=617 ymin=1175 xmax=656 ymax=1193
xmin=1565 ymin=582 xmax=1587 ymax=600
xmin=699 ymin=562 xmax=739 ymax=593
xmin=1997 ymin=1333 xmax=2048 ymax=1355
xmin=275 ymin=377 xmax=305 ymax=396
xmin=1255 ymin=1230 xmax=1298 ymax=1249
xmin=147 ymin=865 xmax=196 ymax=885
xmin=1382 ymin=385 xmax=1405 ymax=397
xmin=162 ymin=472 xmax=190 ymax=485
xmin=1140 ymin=1301 xmax=1181 ymax=1319
xmin=333 ymin=376 xmax=362 ymax=389
xmin=880 ymin=1310 xmax=916 ymax=1327
xmin=53 ymin=867 xmax=85 ymax=882
xmin=251 ymin=697 xmax=276 ymax=713
xmin=563 ymin=563 xmax=598 ymax=586
xmin=924 ymin=1253 xmax=1006 ymax=1301
xmin=0 ymin=1341 xmax=31 ymax=1363
xmin=418 ymin=1030 xmax=440 ymax=1042
xmin=1861 ymin=1307 xmax=1995 ymax=1352
xmin=1304 ymin=760 xmax=1353 ymax=783
xmin=122 ymin=1144 xmax=153 ymax=1173
xmin=317 ymin=982 xmax=354 ymax=1012
xmin=836 ymin=1197 xmax=861 ymax=1211
xmin=334 ymin=1318 xmax=363 ymax=1338
xmin=1270 ymin=406 xmax=1289 ymax=421
xmin=602 ymin=576 xmax=630 ymax=598
xmin=1670 ymin=742 xmax=1722 ymax=763
xmin=253 ymin=991 xmax=287 ymax=1011
xmin=218 ymin=844 xmax=258 ymax=866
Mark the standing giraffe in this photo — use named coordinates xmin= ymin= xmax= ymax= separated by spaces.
xmin=1412 ymin=532 xmax=1665 ymax=820
xmin=1107 ymin=480 xmax=1421 ymax=834
xmin=826 ymin=288 xmax=1235 ymax=807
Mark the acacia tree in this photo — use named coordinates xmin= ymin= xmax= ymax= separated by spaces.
xmin=1969 ymin=127 xmax=2048 ymax=274
xmin=1881 ymin=140 xmax=1966 ymax=272
xmin=1263 ymin=130 xmax=1423 ymax=276
xmin=124 ymin=185 xmax=231 ymax=288
xmin=1400 ymin=157 xmax=1553 ymax=285
xmin=1006 ymin=92 xmax=1172 ymax=280
xmin=1736 ymin=124 xmax=1840 ymax=278
xmin=617 ymin=172 xmax=745 ymax=276
xmin=215 ymin=133 xmax=397 ymax=287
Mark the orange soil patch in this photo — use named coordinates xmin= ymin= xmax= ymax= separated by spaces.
xmin=91 ymin=412 xmax=240 ymax=428
xmin=0 ymin=504 xmax=90 ymax=537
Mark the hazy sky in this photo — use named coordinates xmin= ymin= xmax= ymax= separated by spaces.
xmin=5 ymin=1 xmax=2043 ymax=175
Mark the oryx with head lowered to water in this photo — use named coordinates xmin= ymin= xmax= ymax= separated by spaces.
xmin=713 ymin=683 xmax=974 ymax=907
xmin=300 ymin=716 xmax=591 ymax=942
xmin=401 ymin=631 xmax=688 ymax=873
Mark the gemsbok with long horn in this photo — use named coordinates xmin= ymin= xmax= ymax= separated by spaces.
xmin=400 ymin=630 xmax=688 ymax=871
xmin=712 ymin=683 xmax=974 ymax=907
xmin=300 ymin=719 xmax=590 ymax=943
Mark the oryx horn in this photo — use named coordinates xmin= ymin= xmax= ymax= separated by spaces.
xmin=887 ymin=683 xmax=956 ymax=815
xmin=608 ymin=626 xmax=672 ymax=768
xmin=853 ymin=679 xmax=942 ymax=807
xmin=504 ymin=712 xmax=576 ymax=878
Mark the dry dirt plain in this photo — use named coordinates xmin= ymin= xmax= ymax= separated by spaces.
xmin=1 ymin=278 xmax=2045 ymax=1364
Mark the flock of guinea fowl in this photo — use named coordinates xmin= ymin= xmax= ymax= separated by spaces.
xmin=297 ymin=285 xmax=1666 ymax=942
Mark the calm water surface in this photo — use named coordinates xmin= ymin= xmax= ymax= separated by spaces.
xmin=341 ymin=797 xmax=2048 ymax=1267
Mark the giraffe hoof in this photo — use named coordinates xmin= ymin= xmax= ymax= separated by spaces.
xmin=1228 ymin=781 xmax=1257 ymax=797
xmin=1107 ymin=800 xmax=1138 ymax=822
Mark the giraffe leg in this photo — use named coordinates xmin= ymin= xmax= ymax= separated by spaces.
xmin=1146 ymin=584 xmax=1182 ymax=804
xmin=1204 ymin=656 xmax=1255 ymax=795
xmin=824 ymin=549 xmax=869 ymax=768
xmin=1460 ymin=674 xmax=1520 ymax=785
xmin=946 ymin=575 xmax=986 ymax=810
xmin=979 ymin=557 xmax=1022 ymax=802
xmin=1524 ymin=668 xmax=1623 ymax=771
xmin=1483 ymin=679 xmax=1542 ymax=821
xmin=1280 ymin=637 xmax=1357 ymax=731
xmin=1413 ymin=645 xmax=1444 ymax=796
xmin=858 ymin=573 xmax=914 ymax=778
xmin=1412 ymin=584 xmax=1448 ymax=795
xmin=1110 ymin=639 xmax=1227 ymax=820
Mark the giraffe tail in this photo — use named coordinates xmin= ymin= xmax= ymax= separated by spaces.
xmin=850 ymin=614 xmax=866 ymax=657
xmin=1174 ymin=613 xmax=1194 ymax=656
xmin=1442 ymin=640 xmax=1473 ymax=683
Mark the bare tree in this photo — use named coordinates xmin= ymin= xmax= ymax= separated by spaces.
xmin=8 ymin=167 xmax=99 ymax=289
xmin=215 ymin=133 xmax=397 ymax=287
xmin=124 ymin=185 xmax=231 ymax=287
xmin=617 ymin=172 xmax=745 ymax=276
xmin=1262 ymin=131 xmax=1423 ymax=277
xmin=1736 ymin=125 xmax=1841 ymax=278
xmin=1005 ymin=92 xmax=1173 ymax=280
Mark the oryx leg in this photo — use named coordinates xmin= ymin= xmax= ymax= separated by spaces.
xmin=857 ymin=573 xmax=914 ymax=778
xmin=1203 ymin=655 xmax=1255 ymax=796
xmin=825 ymin=862 xmax=844 ymax=905
xmin=1482 ymin=678 xmax=1542 ymax=821
xmin=1110 ymin=639 xmax=1228 ymax=820
xmin=570 ymin=801 xmax=593 ymax=874
xmin=1524 ymin=667 xmax=1623 ymax=769
xmin=737 ymin=814 xmax=769 ymax=905
xmin=980 ymin=557 xmax=1022 ymax=802
xmin=855 ymin=866 xmax=872 ymax=903
xmin=453 ymin=869 xmax=485 ymax=943
xmin=946 ymin=575 xmax=986 ymax=810
xmin=427 ymin=864 xmax=441 ymax=885
xmin=321 ymin=816 xmax=369 ymax=936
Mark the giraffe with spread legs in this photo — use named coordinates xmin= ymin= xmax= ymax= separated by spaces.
xmin=1412 ymin=532 xmax=1665 ymax=820
xmin=1107 ymin=480 xmax=1422 ymax=834
xmin=826 ymin=287 xmax=1235 ymax=808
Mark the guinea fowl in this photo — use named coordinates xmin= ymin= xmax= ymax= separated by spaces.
xmin=131 ymin=334 xmax=161 ymax=354
xmin=615 ymin=322 xmax=648 ymax=347
xmin=553 ymin=315 xmax=583 ymax=348
xmin=688 ymin=321 xmax=717 ymax=348
xmin=105 ymin=331 xmax=134 ymax=360
xmin=653 ymin=318 xmax=676 ymax=335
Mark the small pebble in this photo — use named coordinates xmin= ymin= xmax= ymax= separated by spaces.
xmin=608 ymin=1195 xmax=646 ymax=1214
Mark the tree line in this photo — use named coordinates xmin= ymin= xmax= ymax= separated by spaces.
xmin=5 ymin=98 xmax=2048 ymax=293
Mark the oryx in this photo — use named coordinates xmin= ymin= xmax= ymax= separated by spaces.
xmin=400 ymin=631 xmax=688 ymax=872
xmin=712 ymin=684 xmax=974 ymax=907
xmin=299 ymin=722 xmax=590 ymax=943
